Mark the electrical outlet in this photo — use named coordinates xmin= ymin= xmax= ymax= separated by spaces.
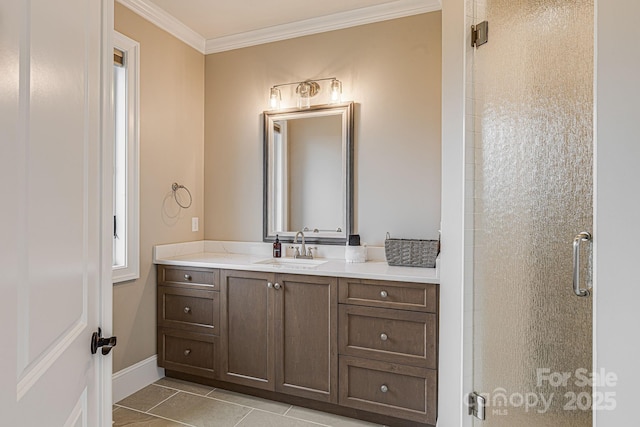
xmin=191 ymin=217 xmax=199 ymax=232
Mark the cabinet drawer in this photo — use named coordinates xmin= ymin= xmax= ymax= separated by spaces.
xmin=339 ymin=305 xmax=436 ymax=368
xmin=158 ymin=286 xmax=219 ymax=334
xmin=339 ymin=356 xmax=436 ymax=425
xmin=158 ymin=265 xmax=218 ymax=290
xmin=339 ymin=278 xmax=438 ymax=313
xmin=158 ymin=328 xmax=217 ymax=379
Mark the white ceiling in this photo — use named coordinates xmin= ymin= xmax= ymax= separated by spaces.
xmin=117 ymin=0 xmax=442 ymax=54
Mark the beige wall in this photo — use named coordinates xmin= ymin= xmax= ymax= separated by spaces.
xmin=204 ymin=12 xmax=442 ymax=245
xmin=112 ymin=9 xmax=440 ymax=372
xmin=114 ymin=3 xmax=204 ymax=372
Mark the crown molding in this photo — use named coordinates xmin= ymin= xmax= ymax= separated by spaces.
xmin=116 ymin=0 xmax=441 ymax=56
xmin=116 ymin=0 xmax=206 ymax=53
xmin=205 ymin=0 xmax=441 ymax=54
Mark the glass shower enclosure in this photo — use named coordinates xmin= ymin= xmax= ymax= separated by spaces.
xmin=471 ymin=0 xmax=594 ymax=425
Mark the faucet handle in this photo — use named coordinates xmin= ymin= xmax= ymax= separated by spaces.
xmin=307 ymin=247 xmax=314 ymax=258
xmin=293 ymin=247 xmax=300 ymax=257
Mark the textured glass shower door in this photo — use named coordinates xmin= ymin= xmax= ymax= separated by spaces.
xmin=472 ymin=0 xmax=594 ymax=425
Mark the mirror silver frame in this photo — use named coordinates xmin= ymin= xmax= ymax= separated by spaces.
xmin=263 ymin=102 xmax=354 ymax=245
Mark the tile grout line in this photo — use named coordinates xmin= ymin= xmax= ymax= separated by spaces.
xmin=132 ymin=381 xmax=379 ymax=427
xmin=154 ymin=383 xmax=233 ymax=403
xmin=173 ymin=388 xmax=284 ymax=413
xmin=112 ymin=404 xmax=195 ymax=427
xmin=154 ymin=382 xmax=215 ymax=396
xmin=281 ymin=407 xmax=383 ymax=427
xmin=252 ymin=407 xmax=330 ymax=426
xmin=154 ymin=381 xmax=311 ymax=418
xmin=119 ymin=382 xmax=380 ymax=427
xmin=162 ymin=387 xmax=363 ymax=425
xmin=146 ymin=384 xmax=274 ymax=414
xmin=233 ymin=408 xmax=254 ymax=427
xmin=145 ymin=387 xmax=181 ymax=413
xmin=201 ymin=394 xmax=269 ymax=411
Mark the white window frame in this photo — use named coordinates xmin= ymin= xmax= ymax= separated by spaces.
xmin=112 ymin=31 xmax=140 ymax=284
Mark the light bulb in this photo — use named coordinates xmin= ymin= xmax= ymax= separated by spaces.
xmin=330 ymin=79 xmax=342 ymax=103
xmin=269 ymin=87 xmax=281 ymax=109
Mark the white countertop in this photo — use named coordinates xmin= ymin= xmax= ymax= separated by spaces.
xmin=153 ymin=241 xmax=439 ymax=284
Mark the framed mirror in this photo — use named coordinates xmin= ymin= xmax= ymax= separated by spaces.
xmin=263 ymin=102 xmax=354 ymax=245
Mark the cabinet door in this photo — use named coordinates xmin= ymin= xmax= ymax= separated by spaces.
xmin=220 ymin=270 xmax=275 ymax=390
xmin=275 ymin=274 xmax=338 ymax=403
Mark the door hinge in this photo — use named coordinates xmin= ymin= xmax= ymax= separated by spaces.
xmin=468 ymin=391 xmax=486 ymax=420
xmin=472 ymin=21 xmax=489 ymax=48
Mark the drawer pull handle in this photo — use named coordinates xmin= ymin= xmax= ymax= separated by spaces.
xmin=184 ymin=274 xmax=192 ymax=281
xmin=273 ymin=282 xmax=282 ymax=290
xmin=184 ymin=306 xmax=191 ymax=314
xmin=267 ymin=282 xmax=273 ymax=288
xmin=183 ymin=349 xmax=191 ymax=356
xmin=380 ymin=384 xmax=389 ymax=393
xmin=380 ymin=290 xmax=388 ymax=298
xmin=380 ymin=333 xmax=388 ymax=341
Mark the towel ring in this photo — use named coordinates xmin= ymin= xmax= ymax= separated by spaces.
xmin=171 ymin=182 xmax=192 ymax=209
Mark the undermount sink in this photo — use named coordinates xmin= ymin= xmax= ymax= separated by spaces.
xmin=253 ymin=258 xmax=328 ymax=269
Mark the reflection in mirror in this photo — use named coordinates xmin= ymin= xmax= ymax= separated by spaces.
xmin=264 ymin=102 xmax=354 ymax=245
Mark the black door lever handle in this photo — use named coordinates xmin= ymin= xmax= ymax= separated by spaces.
xmin=91 ymin=328 xmax=117 ymax=355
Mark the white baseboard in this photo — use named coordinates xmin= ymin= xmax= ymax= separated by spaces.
xmin=112 ymin=355 xmax=164 ymax=403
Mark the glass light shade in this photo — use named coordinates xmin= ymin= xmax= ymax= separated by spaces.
xmin=330 ymin=79 xmax=342 ymax=103
xmin=269 ymin=87 xmax=281 ymax=109
xmin=297 ymin=82 xmax=311 ymax=109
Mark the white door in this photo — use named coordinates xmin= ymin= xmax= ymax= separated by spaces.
xmin=0 ymin=0 xmax=112 ymax=425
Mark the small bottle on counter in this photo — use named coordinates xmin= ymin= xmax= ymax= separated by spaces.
xmin=273 ymin=235 xmax=281 ymax=258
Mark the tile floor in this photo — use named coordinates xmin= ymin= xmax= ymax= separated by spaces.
xmin=113 ymin=377 xmax=384 ymax=427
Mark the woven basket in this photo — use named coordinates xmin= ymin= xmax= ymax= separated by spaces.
xmin=384 ymin=234 xmax=439 ymax=268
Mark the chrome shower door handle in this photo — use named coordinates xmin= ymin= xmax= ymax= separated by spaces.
xmin=572 ymin=231 xmax=592 ymax=297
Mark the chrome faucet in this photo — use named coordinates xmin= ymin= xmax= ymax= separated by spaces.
xmin=294 ymin=231 xmax=313 ymax=259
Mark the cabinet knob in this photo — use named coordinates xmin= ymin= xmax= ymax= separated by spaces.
xmin=380 ymin=384 xmax=389 ymax=393
xmin=267 ymin=282 xmax=273 ymax=288
xmin=184 ymin=349 xmax=191 ymax=356
xmin=184 ymin=306 xmax=191 ymax=314
xmin=184 ymin=274 xmax=192 ymax=281
xmin=380 ymin=290 xmax=388 ymax=298
xmin=273 ymin=282 xmax=282 ymax=290
xmin=380 ymin=333 xmax=388 ymax=341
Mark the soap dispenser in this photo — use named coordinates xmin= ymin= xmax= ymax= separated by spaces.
xmin=273 ymin=235 xmax=281 ymax=258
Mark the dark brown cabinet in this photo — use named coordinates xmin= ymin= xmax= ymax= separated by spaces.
xmin=338 ymin=278 xmax=439 ymax=425
xmin=157 ymin=266 xmax=220 ymax=379
xmin=157 ymin=265 xmax=438 ymax=425
xmin=219 ymin=270 xmax=338 ymax=403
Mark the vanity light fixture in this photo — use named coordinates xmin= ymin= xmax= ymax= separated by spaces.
xmin=268 ymin=77 xmax=343 ymax=110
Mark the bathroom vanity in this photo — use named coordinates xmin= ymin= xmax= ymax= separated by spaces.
xmin=154 ymin=242 xmax=439 ymax=426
